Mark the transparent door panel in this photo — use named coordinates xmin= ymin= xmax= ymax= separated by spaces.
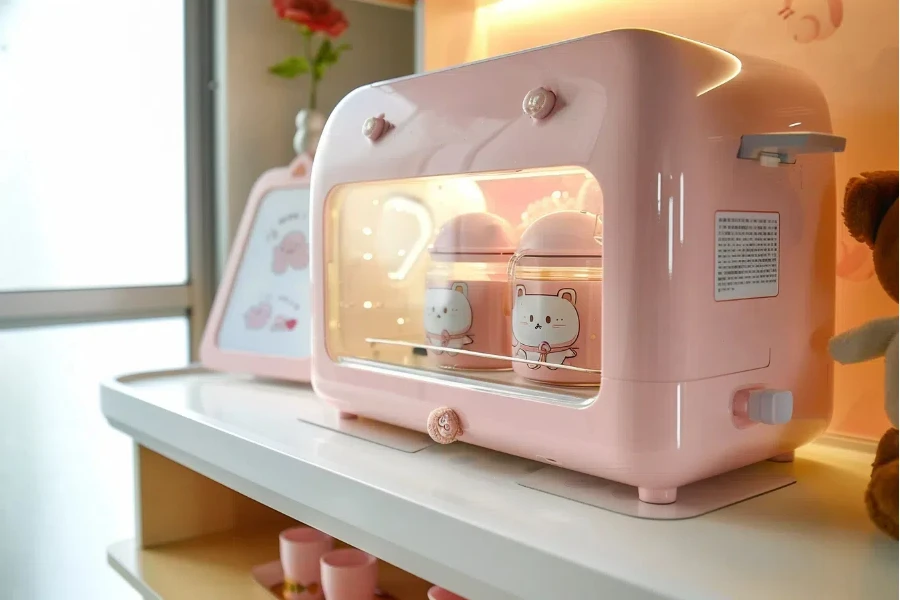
xmin=324 ymin=167 xmax=603 ymax=403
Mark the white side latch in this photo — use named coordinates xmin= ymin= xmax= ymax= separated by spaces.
xmin=747 ymin=389 xmax=794 ymax=425
xmin=758 ymin=152 xmax=782 ymax=168
xmin=737 ymin=132 xmax=846 ymax=167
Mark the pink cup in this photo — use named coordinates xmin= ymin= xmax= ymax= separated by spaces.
xmin=279 ymin=526 xmax=334 ymax=599
xmin=428 ymin=586 xmax=468 ymax=600
xmin=320 ymin=548 xmax=378 ymax=600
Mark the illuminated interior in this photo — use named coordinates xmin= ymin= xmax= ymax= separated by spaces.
xmin=324 ymin=168 xmax=603 ymax=402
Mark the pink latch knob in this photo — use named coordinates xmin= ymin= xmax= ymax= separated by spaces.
xmin=427 ymin=407 xmax=462 ymax=444
xmin=522 ymin=87 xmax=556 ymax=120
xmin=362 ymin=114 xmax=387 ymax=141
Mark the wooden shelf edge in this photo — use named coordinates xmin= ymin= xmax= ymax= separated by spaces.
xmin=107 ymin=531 xmax=434 ymax=600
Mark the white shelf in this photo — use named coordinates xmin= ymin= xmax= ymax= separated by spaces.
xmin=101 ymin=368 xmax=899 ymax=600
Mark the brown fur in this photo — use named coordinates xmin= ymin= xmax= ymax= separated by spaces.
xmin=866 ymin=429 xmax=898 ymax=540
xmin=843 ymin=171 xmax=899 ymax=302
xmin=843 ymin=170 xmax=899 ymax=539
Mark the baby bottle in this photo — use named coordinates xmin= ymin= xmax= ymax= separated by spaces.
xmin=424 ymin=212 xmax=516 ymax=371
xmin=509 ymin=210 xmax=602 ymax=385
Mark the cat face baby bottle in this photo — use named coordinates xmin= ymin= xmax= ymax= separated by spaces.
xmin=425 ymin=212 xmax=516 ymax=370
xmin=510 ymin=210 xmax=602 ymax=385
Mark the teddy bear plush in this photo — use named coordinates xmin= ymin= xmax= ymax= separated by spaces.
xmin=828 ymin=170 xmax=898 ymax=540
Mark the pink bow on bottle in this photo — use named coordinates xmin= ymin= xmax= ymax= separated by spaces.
xmin=538 ymin=341 xmax=552 ymax=362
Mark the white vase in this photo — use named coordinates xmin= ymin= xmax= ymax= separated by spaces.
xmin=293 ymin=109 xmax=327 ymax=156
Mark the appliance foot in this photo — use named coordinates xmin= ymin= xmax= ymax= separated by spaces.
xmin=768 ymin=450 xmax=794 ymax=463
xmin=638 ymin=487 xmax=678 ymax=504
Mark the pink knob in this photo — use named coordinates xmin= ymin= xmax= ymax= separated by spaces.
xmin=362 ymin=114 xmax=387 ymax=141
xmin=427 ymin=407 xmax=462 ymax=444
xmin=522 ymin=87 xmax=556 ymax=120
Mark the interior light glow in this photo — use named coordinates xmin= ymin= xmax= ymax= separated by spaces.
xmin=383 ymin=196 xmax=433 ymax=281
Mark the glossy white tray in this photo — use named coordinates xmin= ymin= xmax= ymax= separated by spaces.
xmin=518 ymin=461 xmax=794 ymax=520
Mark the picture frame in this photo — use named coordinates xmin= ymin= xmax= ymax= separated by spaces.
xmin=200 ymin=153 xmax=314 ymax=381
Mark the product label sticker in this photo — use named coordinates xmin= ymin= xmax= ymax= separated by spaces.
xmin=715 ymin=211 xmax=779 ymax=301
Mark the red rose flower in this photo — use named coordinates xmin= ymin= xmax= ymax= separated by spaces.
xmin=272 ymin=0 xmax=349 ymax=37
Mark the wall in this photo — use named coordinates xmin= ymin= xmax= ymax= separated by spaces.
xmin=214 ymin=0 xmax=415 ymax=270
xmin=423 ymin=0 xmax=898 ymax=440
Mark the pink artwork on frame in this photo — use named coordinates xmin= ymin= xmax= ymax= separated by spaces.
xmin=271 ymin=315 xmax=299 ymax=332
xmin=199 ymin=153 xmax=313 ymax=382
xmin=272 ymin=230 xmax=310 ymax=274
xmin=244 ymin=301 xmax=273 ymax=330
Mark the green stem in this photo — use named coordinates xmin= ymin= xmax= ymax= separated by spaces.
xmin=303 ymin=31 xmax=318 ymax=111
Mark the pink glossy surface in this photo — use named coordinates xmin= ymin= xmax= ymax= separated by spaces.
xmin=517 ymin=210 xmax=602 ymax=257
xmin=311 ymin=30 xmax=836 ymax=496
xmin=200 ymin=153 xmax=313 ymax=382
xmin=430 ymin=212 xmax=516 ymax=256
xmin=279 ymin=526 xmax=334 ymax=599
xmin=320 ymin=549 xmax=378 ymax=600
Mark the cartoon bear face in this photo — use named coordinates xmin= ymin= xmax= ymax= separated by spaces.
xmin=272 ymin=230 xmax=309 ymax=273
xmin=424 ymin=283 xmax=473 ymax=335
xmin=244 ymin=301 xmax=273 ymax=330
xmin=513 ymin=285 xmax=580 ymax=347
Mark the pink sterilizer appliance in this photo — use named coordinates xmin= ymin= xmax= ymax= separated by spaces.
xmin=309 ymin=29 xmax=846 ymax=504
